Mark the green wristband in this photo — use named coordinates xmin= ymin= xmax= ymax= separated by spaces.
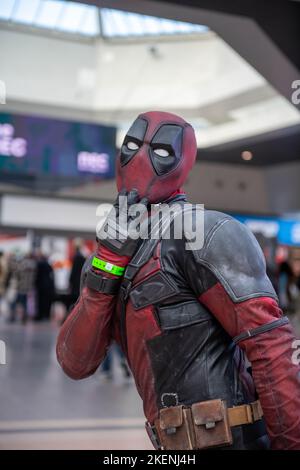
xmin=92 ymin=256 xmax=125 ymax=277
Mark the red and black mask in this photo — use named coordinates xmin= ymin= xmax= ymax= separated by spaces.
xmin=116 ymin=111 xmax=197 ymax=203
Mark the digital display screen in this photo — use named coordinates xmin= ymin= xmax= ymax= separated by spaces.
xmin=0 ymin=113 xmax=116 ymax=180
xmin=234 ymin=214 xmax=300 ymax=246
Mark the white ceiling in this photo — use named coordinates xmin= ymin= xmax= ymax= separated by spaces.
xmin=94 ymin=34 xmax=299 ymax=147
xmin=0 ymin=4 xmax=299 ymax=148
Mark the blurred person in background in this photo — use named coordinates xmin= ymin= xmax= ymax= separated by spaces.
xmin=0 ymin=251 xmax=8 ymax=315
xmin=5 ymin=251 xmax=18 ymax=320
xmin=101 ymin=342 xmax=131 ymax=381
xmin=35 ymin=251 xmax=55 ymax=322
xmin=10 ymin=253 xmax=36 ymax=324
xmin=290 ymin=250 xmax=300 ymax=319
xmin=259 ymin=238 xmax=279 ymax=295
xmin=69 ymin=239 xmax=86 ymax=308
xmin=278 ymin=255 xmax=298 ymax=314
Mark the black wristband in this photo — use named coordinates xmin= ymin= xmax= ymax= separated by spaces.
xmin=85 ymin=270 xmax=121 ymax=295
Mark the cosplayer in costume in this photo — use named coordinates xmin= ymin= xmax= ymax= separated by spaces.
xmin=57 ymin=111 xmax=300 ymax=450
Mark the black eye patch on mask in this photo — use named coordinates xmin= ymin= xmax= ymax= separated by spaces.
xmin=120 ymin=118 xmax=148 ymax=167
xmin=149 ymin=124 xmax=183 ymax=176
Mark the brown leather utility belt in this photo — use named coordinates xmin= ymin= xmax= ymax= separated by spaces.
xmin=146 ymin=399 xmax=263 ymax=450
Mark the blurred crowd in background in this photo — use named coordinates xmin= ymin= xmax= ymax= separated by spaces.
xmin=0 ymin=239 xmax=132 ymax=379
xmin=0 ymin=240 xmax=300 ymax=323
xmin=0 ymin=249 xmax=55 ymax=324
xmin=0 ymin=238 xmax=300 ymax=375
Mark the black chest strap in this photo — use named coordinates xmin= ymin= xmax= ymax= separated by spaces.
xmin=118 ymin=203 xmax=187 ymax=355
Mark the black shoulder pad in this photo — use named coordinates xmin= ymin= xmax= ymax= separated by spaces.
xmin=191 ymin=210 xmax=278 ymax=303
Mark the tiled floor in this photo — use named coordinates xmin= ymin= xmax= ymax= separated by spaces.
xmin=0 ymin=322 xmax=152 ymax=450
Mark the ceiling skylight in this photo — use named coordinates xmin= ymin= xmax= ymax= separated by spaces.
xmin=100 ymin=8 xmax=208 ymax=38
xmin=0 ymin=0 xmax=208 ymax=38
xmin=0 ymin=0 xmax=100 ymax=36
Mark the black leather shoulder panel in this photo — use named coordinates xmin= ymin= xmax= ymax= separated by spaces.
xmin=191 ymin=210 xmax=278 ymax=303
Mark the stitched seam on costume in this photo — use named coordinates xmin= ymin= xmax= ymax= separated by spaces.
xmin=63 ymin=295 xmax=105 ymax=366
xmin=64 ymin=299 xmax=89 ymax=353
xmin=202 ymin=218 xmax=231 ymax=254
xmin=255 ymin=332 xmax=288 ymax=447
xmin=206 ymin=320 xmax=211 ymax=399
xmin=88 ymin=329 xmax=109 ymax=371
xmin=62 ymin=300 xmax=84 ymax=359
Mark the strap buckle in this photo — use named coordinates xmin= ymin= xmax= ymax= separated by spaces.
xmin=145 ymin=422 xmax=161 ymax=450
xmin=120 ymin=278 xmax=132 ymax=300
xmin=250 ymin=400 xmax=263 ymax=422
xmin=243 ymin=401 xmax=263 ymax=424
xmin=228 ymin=400 xmax=263 ymax=427
xmin=244 ymin=404 xmax=254 ymax=424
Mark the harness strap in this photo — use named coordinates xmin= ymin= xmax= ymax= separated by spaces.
xmin=118 ymin=202 xmax=187 ymax=354
xmin=233 ymin=316 xmax=289 ymax=344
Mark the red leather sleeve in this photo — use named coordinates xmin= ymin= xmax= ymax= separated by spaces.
xmin=56 ymin=286 xmax=117 ymax=380
xmin=199 ymin=283 xmax=300 ymax=450
xmin=56 ymin=245 xmax=128 ymax=380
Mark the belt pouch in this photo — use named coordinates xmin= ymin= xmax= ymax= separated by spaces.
xmin=191 ymin=399 xmax=233 ymax=449
xmin=157 ymin=405 xmax=195 ymax=450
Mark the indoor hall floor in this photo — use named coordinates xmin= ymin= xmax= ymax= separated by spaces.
xmin=1 ymin=311 xmax=300 ymax=450
xmin=0 ymin=321 xmax=152 ymax=450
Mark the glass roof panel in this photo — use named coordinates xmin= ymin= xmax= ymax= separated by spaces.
xmin=79 ymin=6 xmax=99 ymax=36
xmin=55 ymin=2 xmax=87 ymax=33
xmin=35 ymin=0 xmax=64 ymax=29
xmin=0 ymin=0 xmax=16 ymax=20
xmin=0 ymin=1 xmax=208 ymax=39
xmin=101 ymin=8 xmax=208 ymax=38
xmin=12 ymin=0 xmax=40 ymax=24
